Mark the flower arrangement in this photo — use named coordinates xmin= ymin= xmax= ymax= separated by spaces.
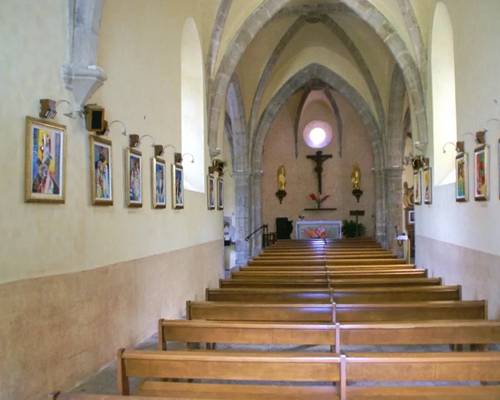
xmin=308 ymin=193 xmax=330 ymax=209
xmin=305 ymin=227 xmax=327 ymax=239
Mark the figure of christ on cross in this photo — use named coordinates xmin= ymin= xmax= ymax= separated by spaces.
xmin=306 ymin=150 xmax=333 ymax=194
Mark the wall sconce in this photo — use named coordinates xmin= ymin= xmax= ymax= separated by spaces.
xmin=174 ymin=152 xmax=183 ymax=165
xmin=101 ymin=119 xmax=127 ymax=136
xmin=422 ymin=157 xmax=430 ymax=167
xmin=154 ymin=144 xmax=176 ymax=158
xmin=84 ymin=104 xmax=105 ymax=132
xmin=442 ymin=140 xmax=465 ymax=154
xmin=182 ymin=153 xmax=195 ymax=164
xmin=39 ymin=99 xmax=57 ymax=119
xmin=475 ymin=130 xmax=487 ymax=145
xmin=39 ymin=99 xmax=77 ymax=119
xmin=129 ymin=134 xmax=140 ymax=148
xmin=411 ymin=155 xmax=423 ymax=170
xmin=212 ymin=159 xmax=226 ymax=176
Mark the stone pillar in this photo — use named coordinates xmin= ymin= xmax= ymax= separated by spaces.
xmin=384 ymin=166 xmax=404 ymax=257
xmin=249 ymin=170 xmax=264 ymax=257
xmin=373 ymin=169 xmax=387 ymax=247
xmin=233 ymin=170 xmax=250 ymax=266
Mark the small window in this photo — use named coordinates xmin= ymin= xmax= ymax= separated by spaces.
xmin=181 ymin=17 xmax=205 ymax=192
xmin=303 ymin=120 xmax=333 ymax=149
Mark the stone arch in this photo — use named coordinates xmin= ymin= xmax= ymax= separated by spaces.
xmin=208 ymin=0 xmax=427 ymax=157
xmin=251 ymin=63 xmax=383 ymax=172
xmin=248 ymin=63 xmax=386 ymax=249
xmin=248 ymin=13 xmax=385 ymax=146
xmin=206 ymin=0 xmax=232 ymax=86
xmin=397 ymin=0 xmax=427 ymax=77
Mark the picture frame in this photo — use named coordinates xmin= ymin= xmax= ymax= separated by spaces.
xmin=217 ymin=177 xmax=224 ymax=210
xmin=172 ymin=164 xmax=184 ymax=209
xmin=413 ymin=170 xmax=422 ymax=205
xmin=455 ymin=152 xmax=468 ymax=202
xmin=152 ymin=157 xmax=167 ymax=209
xmin=25 ymin=117 xmax=66 ymax=203
xmin=126 ymin=148 xmax=142 ymax=207
xmin=89 ymin=134 xmax=113 ymax=205
xmin=474 ymin=144 xmax=489 ymax=201
xmin=423 ymin=166 xmax=432 ymax=205
xmin=207 ymin=173 xmax=215 ymax=210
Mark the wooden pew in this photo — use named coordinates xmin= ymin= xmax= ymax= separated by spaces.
xmin=340 ymin=352 xmax=500 ymax=400
xmin=117 ymin=349 xmax=341 ymax=399
xmin=335 ymin=301 xmax=486 ymax=322
xmin=205 ymin=286 xmax=460 ymax=304
xmin=241 ymin=264 xmax=415 ymax=271
xmin=255 ymin=253 xmax=396 ymax=260
xmin=158 ymin=319 xmax=336 ymax=350
xmin=206 ymin=288 xmax=332 ymax=303
xmin=188 ymin=301 xmax=335 ymax=322
xmin=338 ymin=320 xmax=500 ymax=350
xmin=220 ymin=277 xmax=442 ymax=289
xmin=187 ymin=300 xmax=486 ymax=323
xmin=249 ymin=258 xmax=404 ymax=266
xmin=231 ymin=269 xmax=427 ymax=280
xmin=50 ymin=395 xmax=172 ymax=400
xmin=157 ymin=319 xmax=500 ymax=352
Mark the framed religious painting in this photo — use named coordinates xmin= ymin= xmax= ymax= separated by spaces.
xmin=413 ymin=170 xmax=422 ymax=205
xmin=89 ymin=135 xmax=113 ymax=205
xmin=25 ymin=117 xmax=66 ymax=203
xmin=455 ymin=152 xmax=469 ymax=202
xmin=474 ymin=144 xmax=489 ymax=201
xmin=207 ymin=173 xmax=215 ymax=210
xmin=126 ymin=148 xmax=142 ymax=207
xmin=422 ymin=166 xmax=432 ymax=204
xmin=152 ymin=157 xmax=166 ymax=209
xmin=217 ymin=177 xmax=224 ymax=210
xmin=172 ymin=164 xmax=184 ymax=209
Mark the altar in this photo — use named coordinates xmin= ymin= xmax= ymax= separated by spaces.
xmin=295 ymin=220 xmax=343 ymax=240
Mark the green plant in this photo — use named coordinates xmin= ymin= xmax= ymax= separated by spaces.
xmin=342 ymin=220 xmax=366 ymax=238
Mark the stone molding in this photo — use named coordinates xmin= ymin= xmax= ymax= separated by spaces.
xmin=62 ymin=0 xmax=106 ymax=111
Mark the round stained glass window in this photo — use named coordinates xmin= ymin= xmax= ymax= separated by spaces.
xmin=303 ymin=120 xmax=333 ymax=149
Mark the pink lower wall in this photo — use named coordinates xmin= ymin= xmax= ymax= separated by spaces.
xmin=262 ymin=92 xmax=375 ymax=237
xmin=0 ymin=240 xmax=223 ymax=400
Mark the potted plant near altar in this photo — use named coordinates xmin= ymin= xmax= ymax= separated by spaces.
xmin=308 ymin=193 xmax=330 ymax=209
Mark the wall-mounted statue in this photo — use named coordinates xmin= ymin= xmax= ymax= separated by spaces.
xmin=351 ymin=164 xmax=363 ymax=202
xmin=275 ymin=165 xmax=287 ymax=204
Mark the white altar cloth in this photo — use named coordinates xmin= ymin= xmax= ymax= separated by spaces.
xmin=295 ymin=220 xmax=343 ymax=240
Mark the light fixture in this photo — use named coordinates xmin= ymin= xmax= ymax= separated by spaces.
xmin=84 ymin=104 xmax=105 ymax=132
xmin=182 ymin=153 xmax=195 ymax=163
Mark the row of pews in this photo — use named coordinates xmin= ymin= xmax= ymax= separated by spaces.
xmin=53 ymin=238 xmax=500 ymax=399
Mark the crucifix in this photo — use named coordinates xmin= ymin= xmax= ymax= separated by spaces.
xmin=307 ymin=150 xmax=332 ymax=194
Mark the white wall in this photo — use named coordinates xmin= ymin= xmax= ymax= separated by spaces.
xmin=416 ymin=0 xmax=500 ymax=317
xmin=0 ymin=0 xmax=224 ymax=285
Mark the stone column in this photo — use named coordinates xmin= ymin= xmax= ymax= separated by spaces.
xmin=373 ymin=169 xmax=387 ymax=247
xmin=233 ymin=170 xmax=250 ymax=266
xmin=249 ymin=170 xmax=264 ymax=257
xmin=384 ymin=166 xmax=404 ymax=257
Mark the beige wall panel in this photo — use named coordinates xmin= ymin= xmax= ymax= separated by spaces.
xmin=0 ymin=241 xmax=223 ymax=400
